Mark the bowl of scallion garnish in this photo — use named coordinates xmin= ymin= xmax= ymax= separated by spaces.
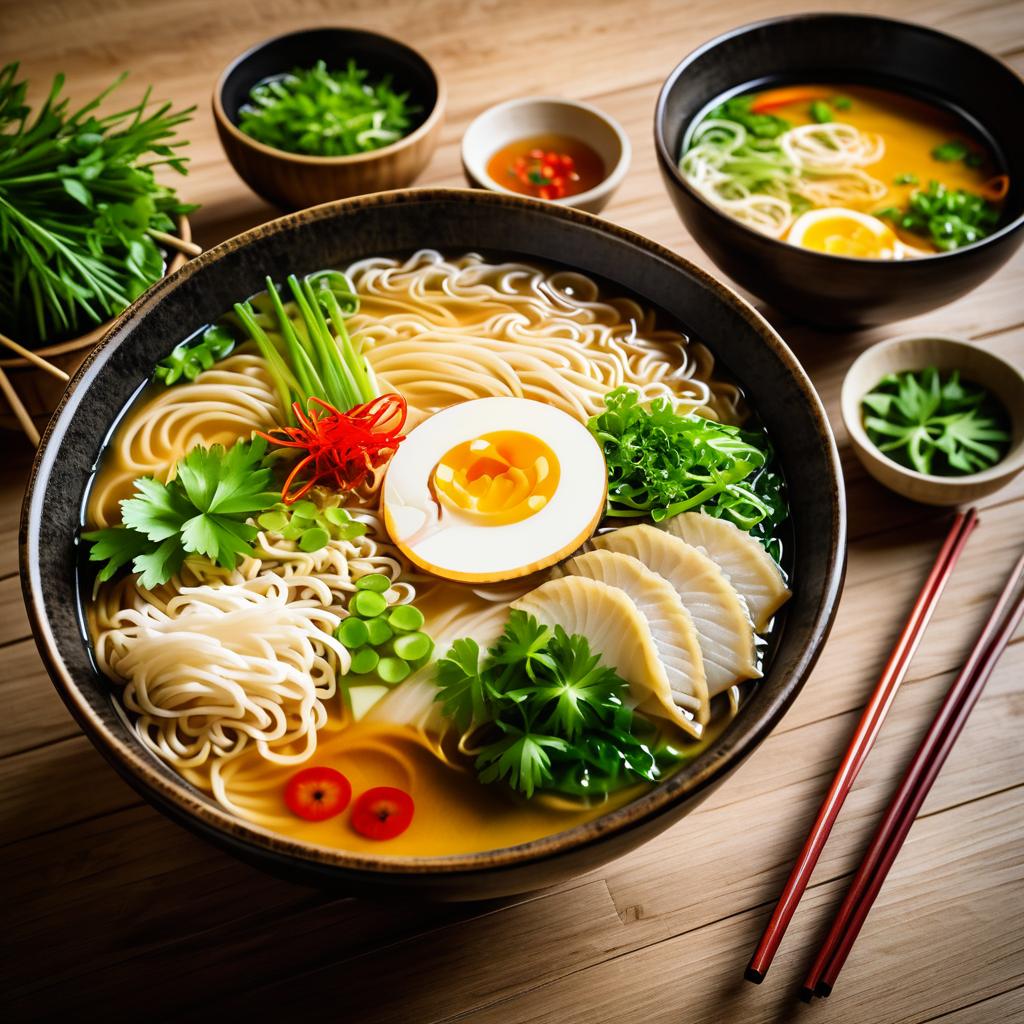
xmin=213 ymin=28 xmax=445 ymax=210
xmin=841 ymin=335 xmax=1024 ymax=505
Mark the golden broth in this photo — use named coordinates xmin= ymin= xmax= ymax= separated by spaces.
xmin=766 ymin=84 xmax=1001 ymax=251
xmin=82 ymin=252 xmax=762 ymax=858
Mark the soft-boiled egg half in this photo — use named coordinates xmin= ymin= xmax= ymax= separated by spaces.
xmin=787 ymin=207 xmax=924 ymax=260
xmin=382 ymin=397 xmax=607 ymax=583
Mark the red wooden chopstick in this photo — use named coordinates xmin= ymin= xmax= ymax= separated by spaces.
xmin=745 ymin=508 xmax=979 ymax=983
xmin=805 ymin=549 xmax=1024 ymax=999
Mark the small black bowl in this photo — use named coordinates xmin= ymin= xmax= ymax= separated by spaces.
xmin=654 ymin=13 xmax=1024 ymax=328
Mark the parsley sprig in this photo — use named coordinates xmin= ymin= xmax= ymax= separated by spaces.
xmin=436 ymin=611 xmax=678 ymax=799
xmin=83 ymin=437 xmax=279 ymax=588
xmin=587 ymin=387 xmax=788 ymax=557
xmin=862 ymin=367 xmax=1011 ymax=476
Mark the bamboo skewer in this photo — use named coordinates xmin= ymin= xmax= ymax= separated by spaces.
xmin=0 ymin=366 xmax=40 ymax=446
xmin=146 ymin=228 xmax=202 ymax=257
xmin=0 ymin=331 xmax=71 ymax=380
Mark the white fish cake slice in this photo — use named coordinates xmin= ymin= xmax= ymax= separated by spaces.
xmin=591 ymin=524 xmax=759 ymax=696
xmin=512 ymin=575 xmax=702 ymax=738
xmin=556 ymin=549 xmax=709 ymax=724
xmin=660 ymin=511 xmax=790 ymax=631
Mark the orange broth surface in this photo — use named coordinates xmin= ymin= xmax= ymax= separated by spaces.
xmin=214 ymin=720 xmax=643 ymax=856
xmin=761 ymin=83 xmax=1003 ymax=251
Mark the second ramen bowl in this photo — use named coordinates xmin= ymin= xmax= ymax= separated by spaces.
xmin=23 ymin=189 xmax=844 ymax=900
xmin=655 ymin=13 xmax=1024 ymax=328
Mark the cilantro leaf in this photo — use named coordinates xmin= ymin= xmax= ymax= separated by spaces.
xmin=81 ymin=526 xmax=155 ymax=582
xmin=85 ymin=437 xmax=280 ymax=588
xmin=435 ymin=637 xmax=486 ymax=733
xmin=862 ymin=368 xmax=1011 ymax=476
xmin=133 ymin=536 xmax=186 ymax=590
xmin=434 ymin=610 xmax=681 ymax=800
xmin=120 ymin=476 xmax=195 ymax=541
xmin=476 ymin=728 xmax=569 ymax=798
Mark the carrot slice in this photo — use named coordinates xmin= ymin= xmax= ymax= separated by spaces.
xmin=749 ymin=86 xmax=832 ymax=113
xmin=978 ymin=175 xmax=1010 ymax=203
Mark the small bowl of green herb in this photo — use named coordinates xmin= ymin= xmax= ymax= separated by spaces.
xmin=841 ymin=334 xmax=1024 ymax=505
xmin=213 ymin=28 xmax=444 ymax=210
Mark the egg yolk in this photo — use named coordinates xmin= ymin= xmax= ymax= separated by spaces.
xmin=795 ymin=214 xmax=898 ymax=258
xmin=432 ymin=431 xmax=560 ymax=526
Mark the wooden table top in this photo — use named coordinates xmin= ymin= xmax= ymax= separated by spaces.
xmin=3 ymin=0 xmax=1023 ymax=1020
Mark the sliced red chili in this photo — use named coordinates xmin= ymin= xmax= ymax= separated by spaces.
xmin=351 ymin=786 xmax=415 ymax=840
xmin=284 ymin=766 xmax=352 ymax=821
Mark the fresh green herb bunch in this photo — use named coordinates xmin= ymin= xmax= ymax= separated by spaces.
xmin=233 ymin=270 xmax=377 ymax=422
xmin=862 ymin=367 xmax=1011 ymax=476
xmin=154 ymin=325 xmax=235 ymax=386
xmin=435 ymin=611 xmax=680 ymax=800
xmin=0 ymin=62 xmax=196 ymax=346
xmin=83 ymin=437 xmax=279 ymax=589
xmin=257 ymin=496 xmax=368 ymax=552
xmin=335 ymin=574 xmax=433 ymax=686
xmin=237 ymin=59 xmax=420 ymax=158
xmin=588 ymin=387 xmax=788 ymax=556
xmin=877 ymin=181 xmax=999 ymax=251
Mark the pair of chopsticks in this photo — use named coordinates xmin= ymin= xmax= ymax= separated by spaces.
xmin=747 ymin=507 xmax=1024 ymax=998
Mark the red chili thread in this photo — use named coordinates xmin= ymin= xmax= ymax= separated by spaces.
xmin=257 ymin=393 xmax=407 ymax=504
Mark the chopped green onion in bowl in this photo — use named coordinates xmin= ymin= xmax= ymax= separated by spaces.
xmin=237 ymin=59 xmax=420 ymax=157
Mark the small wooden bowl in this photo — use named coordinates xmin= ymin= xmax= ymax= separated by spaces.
xmin=461 ymin=97 xmax=630 ymax=214
xmin=841 ymin=334 xmax=1024 ymax=506
xmin=0 ymin=215 xmax=192 ymax=429
xmin=213 ymin=28 xmax=445 ymax=210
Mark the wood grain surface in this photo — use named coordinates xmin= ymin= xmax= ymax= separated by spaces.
xmin=2 ymin=1 xmax=1023 ymax=1021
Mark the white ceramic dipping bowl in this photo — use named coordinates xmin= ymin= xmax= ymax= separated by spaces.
xmin=841 ymin=334 xmax=1024 ymax=506
xmin=461 ymin=97 xmax=631 ymax=213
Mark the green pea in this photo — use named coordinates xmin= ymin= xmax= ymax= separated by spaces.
xmin=335 ymin=522 xmax=368 ymax=541
xmin=349 ymin=647 xmax=380 ymax=675
xmin=392 ymin=632 xmax=433 ymax=662
xmin=350 ymin=589 xmax=388 ymax=618
xmin=388 ymin=604 xmax=424 ymax=632
xmin=324 ymin=507 xmax=352 ymax=526
xmin=335 ymin=617 xmax=370 ymax=648
xmin=355 ymin=572 xmax=391 ymax=593
xmin=365 ymin=617 xmax=393 ymax=646
xmin=300 ymin=526 xmax=330 ymax=551
xmin=257 ymin=510 xmax=288 ymax=532
xmin=377 ymin=656 xmax=411 ymax=684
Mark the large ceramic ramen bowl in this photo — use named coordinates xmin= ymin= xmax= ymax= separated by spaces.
xmin=655 ymin=13 xmax=1024 ymax=328
xmin=21 ymin=189 xmax=845 ymax=900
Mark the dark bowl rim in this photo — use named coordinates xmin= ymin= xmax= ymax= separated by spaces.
xmin=212 ymin=26 xmax=446 ymax=167
xmin=653 ymin=11 xmax=1024 ymax=268
xmin=20 ymin=187 xmax=846 ymax=879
